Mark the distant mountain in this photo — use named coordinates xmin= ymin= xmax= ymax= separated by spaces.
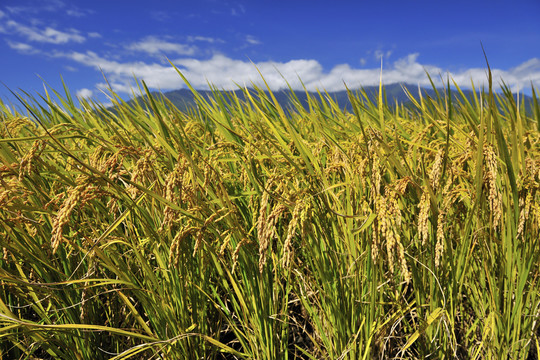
xmin=125 ymin=83 xmax=535 ymax=115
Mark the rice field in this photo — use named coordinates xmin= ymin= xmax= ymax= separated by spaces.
xmin=1 ymin=66 xmax=539 ymax=359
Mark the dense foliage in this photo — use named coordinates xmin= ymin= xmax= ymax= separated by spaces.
xmin=1 ymin=68 xmax=539 ymax=359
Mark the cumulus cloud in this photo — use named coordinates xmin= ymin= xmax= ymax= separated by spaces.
xmin=6 ymin=40 xmax=36 ymax=53
xmin=126 ymin=36 xmax=196 ymax=56
xmin=57 ymin=50 xmax=181 ymax=90
xmin=7 ymin=20 xmax=85 ymax=44
xmin=76 ymin=88 xmax=93 ymax=98
xmin=55 ymin=50 xmax=540 ymax=95
xmin=96 ymin=82 xmax=135 ymax=95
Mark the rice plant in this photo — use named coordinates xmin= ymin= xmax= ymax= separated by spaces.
xmin=0 ymin=66 xmax=539 ymax=359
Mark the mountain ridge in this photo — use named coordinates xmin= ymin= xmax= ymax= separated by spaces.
xmin=126 ymin=83 xmax=535 ymax=115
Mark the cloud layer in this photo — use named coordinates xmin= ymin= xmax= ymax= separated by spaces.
xmin=53 ymin=49 xmax=540 ymax=95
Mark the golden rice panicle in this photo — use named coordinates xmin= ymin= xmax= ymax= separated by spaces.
xmin=430 ymin=149 xmax=444 ymax=191
xmin=161 ymin=170 xmax=180 ymax=231
xmin=88 ymin=145 xmax=106 ymax=171
xmin=398 ymin=241 xmax=410 ymax=284
xmin=282 ymin=199 xmax=303 ymax=269
xmin=217 ymin=229 xmax=236 ymax=259
xmin=483 ymin=144 xmax=502 ymax=230
xmin=51 ymin=183 xmax=92 ymax=253
xmin=532 ymin=195 xmax=540 ymax=236
xmin=51 ymin=185 xmax=83 ymax=253
xmin=106 ymin=196 xmax=120 ymax=216
xmin=257 ymin=175 xmax=287 ymax=272
xmin=324 ymin=144 xmax=348 ymax=176
xmin=385 ymin=183 xmax=411 ymax=283
xmin=394 ymin=178 xmax=411 ymax=282
xmin=192 ymin=228 xmax=204 ymax=256
xmin=101 ymin=148 xmax=126 ymax=181
xmin=378 ymin=195 xmax=397 ymax=275
xmin=299 ymin=197 xmax=311 ymax=235
xmin=406 ymin=123 xmax=434 ymax=159
xmin=18 ymin=140 xmax=46 ymax=181
xmin=517 ymin=158 xmax=540 ymax=239
xmin=1 ymin=116 xmax=35 ymax=138
xmin=160 ymin=157 xmax=189 ymax=231
xmin=51 ymin=182 xmax=106 ymax=253
xmin=371 ymin=193 xmax=382 ymax=263
xmin=371 ymin=178 xmax=410 ymax=281
xmin=517 ymin=192 xmax=532 ymax=239
xmin=128 ymin=148 xmax=155 ymax=198
xmin=371 ymin=224 xmax=380 ymax=262
xmin=0 ymin=187 xmax=13 ymax=209
xmin=259 ymin=202 xmax=286 ymax=273
xmin=168 ymin=225 xmax=196 ymax=267
xmin=192 ymin=208 xmax=229 ymax=256
xmin=346 ymin=134 xmax=369 ymax=192
xmin=418 ymin=186 xmax=430 ymax=245
xmin=369 ymin=139 xmax=383 ymax=262
xmin=435 ymin=212 xmax=445 ymax=267
xmin=374 ymin=194 xmax=389 ymax=263
xmin=231 ymin=237 xmax=249 ymax=274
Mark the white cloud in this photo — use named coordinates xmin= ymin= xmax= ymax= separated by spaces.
xmin=0 ymin=12 xmax=6 ymax=33
xmin=6 ymin=40 xmax=35 ymax=53
xmin=5 ymin=1 xmax=91 ymax=18
xmin=245 ymin=35 xmax=261 ymax=45
xmin=96 ymin=82 xmax=136 ymax=94
xmin=6 ymin=0 xmax=65 ymax=15
xmin=57 ymin=50 xmax=181 ymax=90
xmin=66 ymin=8 xmax=94 ymax=17
xmin=231 ymin=4 xmax=246 ymax=16
xmin=54 ymin=50 xmax=540 ymax=96
xmin=187 ymin=36 xmax=223 ymax=44
xmin=66 ymin=9 xmax=84 ymax=17
xmin=76 ymin=88 xmax=93 ymax=98
xmin=88 ymin=32 xmax=101 ymax=38
xmin=126 ymin=36 xmax=196 ymax=56
xmin=6 ymin=6 xmax=36 ymax=14
xmin=7 ymin=20 xmax=85 ymax=44
xmin=171 ymin=55 xmax=324 ymax=90
xmin=374 ymin=50 xmax=393 ymax=61
xmin=40 ymin=27 xmax=85 ymax=44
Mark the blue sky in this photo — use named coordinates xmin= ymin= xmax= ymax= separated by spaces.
xmin=1 ymin=0 xmax=539 ymax=105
